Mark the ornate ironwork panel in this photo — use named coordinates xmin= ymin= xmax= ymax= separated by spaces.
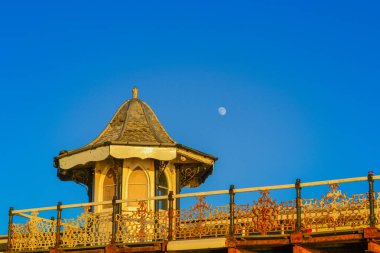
xmin=11 ymin=212 xmax=56 ymax=251
xmin=302 ymin=184 xmax=368 ymax=232
xmin=61 ymin=208 xmax=112 ymax=248
xmin=115 ymin=201 xmax=169 ymax=243
xmin=9 ymin=179 xmax=375 ymax=252
xmin=174 ymin=196 xmax=229 ymax=239
xmin=234 ymin=190 xmax=296 ymax=236
xmin=372 ymin=191 xmax=380 ymax=224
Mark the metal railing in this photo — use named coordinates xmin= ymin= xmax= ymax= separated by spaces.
xmin=7 ymin=171 xmax=379 ymax=252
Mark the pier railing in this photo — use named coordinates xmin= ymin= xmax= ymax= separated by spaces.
xmin=7 ymin=172 xmax=379 ymax=252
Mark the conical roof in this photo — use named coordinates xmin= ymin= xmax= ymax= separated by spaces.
xmin=89 ymin=87 xmax=175 ymax=146
xmin=55 ymin=87 xmax=217 ymax=181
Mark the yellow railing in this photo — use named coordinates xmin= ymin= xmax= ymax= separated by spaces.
xmin=7 ymin=172 xmax=379 ymax=252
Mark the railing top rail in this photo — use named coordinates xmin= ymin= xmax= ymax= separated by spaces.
xmin=173 ymin=175 xmax=374 ymax=198
xmin=61 ymin=201 xmax=112 ymax=209
xmin=234 ymin=183 xmax=295 ymax=194
xmin=11 ymin=173 xmax=377 ymax=214
xmin=300 ymin=176 xmax=368 ymax=187
xmin=173 ymin=189 xmax=229 ymax=199
xmin=116 ymin=195 xmax=168 ymax=204
xmin=12 ymin=196 xmax=169 ymax=214
xmin=13 ymin=205 xmax=57 ymax=214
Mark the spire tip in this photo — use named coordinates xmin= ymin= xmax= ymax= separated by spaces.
xmin=132 ymin=87 xmax=139 ymax=99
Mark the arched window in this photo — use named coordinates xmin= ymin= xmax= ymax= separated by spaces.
xmin=158 ymin=173 xmax=168 ymax=210
xmin=103 ymin=169 xmax=116 ymax=208
xmin=128 ymin=168 xmax=148 ymax=207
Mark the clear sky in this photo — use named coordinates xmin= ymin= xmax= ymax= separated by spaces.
xmin=0 ymin=1 xmax=379 ymax=233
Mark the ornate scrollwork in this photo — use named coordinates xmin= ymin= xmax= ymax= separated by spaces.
xmin=251 ymin=190 xmax=280 ymax=235
xmin=190 ymin=196 xmax=212 ymax=219
xmin=175 ymin=196 xmax=229 ymax=239
xmin=11 ymin=212 xmax=56 ymax=251
xmin=115 ymin=201 xmax=168 ymax=243
xmin=61 ymin=208 xmax=112 ymax=247
xmin=10 ymin=181 xmax=373 ymax=252
xmin=375 ymin=192 xmax=380 ymax=222
xmin=179 ymin=164 xmax=211 ymax=188
xmin=234 ymin=190 xmax=296 ymax=236
xmin=71 ymin=169 xmax=90 ymax=185
xmin=302 ymin=184 xmax=368 ymax=232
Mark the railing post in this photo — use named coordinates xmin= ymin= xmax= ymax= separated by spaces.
xmin=7 ymin=207 xmax=13 ymax=252
xmin=295 ymin=179 xmax=302 ymax=231
xmin=229 ymin=184 xmax=235 ymax=237
xmin=111 ymin=196 xmax=117 ymax=244
xmin=368 ymin=171 xmax=376 ymax=227
xmin=55 ymin=202 xmax=62 ymax=249
xmin=168 ymin=191 xmax=174 ymax=241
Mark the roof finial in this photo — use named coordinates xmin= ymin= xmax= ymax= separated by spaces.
xmin=132 ymin=87 xmax=139 ymax=99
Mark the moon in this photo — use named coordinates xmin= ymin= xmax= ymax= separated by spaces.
xmin=218 ymin=107 xmax=227 ymax=116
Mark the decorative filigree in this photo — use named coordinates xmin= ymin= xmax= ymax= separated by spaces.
xmin=302 ymin=184 xmax=368 ymax=232
xmin=175 ymin=196 xmax=229 ymax=239
xmin=116 ymin=201 xmax=169 ymax=243
xmin=61 ymin=208 xmax=112 ymax=247
xmin=9 ymin=181 xmax=374 ymax=252
xmin=71 ymin=169 xmax=90 ymax=185
xmin=375 ymin=192 xmax=380 ymax=222
xmin=11 ymin=212 xmax=56 ymax=251
xmin=234 ymin=190 xmax=296 ymax=236
xmin=190 ymin=196 xmax=212 ymax=219
xmin=179 ymin=164 xmax=211 ymax=188
xmin=251 ymin=190 xmax=279 ymax=235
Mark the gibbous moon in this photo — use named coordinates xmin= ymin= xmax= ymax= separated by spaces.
xmin=218 ymin=107 xmax=227 ymax=116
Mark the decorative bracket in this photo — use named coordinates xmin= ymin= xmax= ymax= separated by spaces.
xmin=178 ymin=163 xmax=212 ymax=189
xmin=157 ymin=161 xmax=168 ymax=179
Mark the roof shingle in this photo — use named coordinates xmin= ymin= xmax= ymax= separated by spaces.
xmin=88 ymin=98 xmax=175 ymax=146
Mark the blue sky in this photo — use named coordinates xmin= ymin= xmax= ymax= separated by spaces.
xmin=0 ymin=1 xmax=379 ymax=233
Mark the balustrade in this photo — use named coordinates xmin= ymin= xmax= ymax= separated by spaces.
xmin=7 ymin=172 xmax=378 ymax=252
